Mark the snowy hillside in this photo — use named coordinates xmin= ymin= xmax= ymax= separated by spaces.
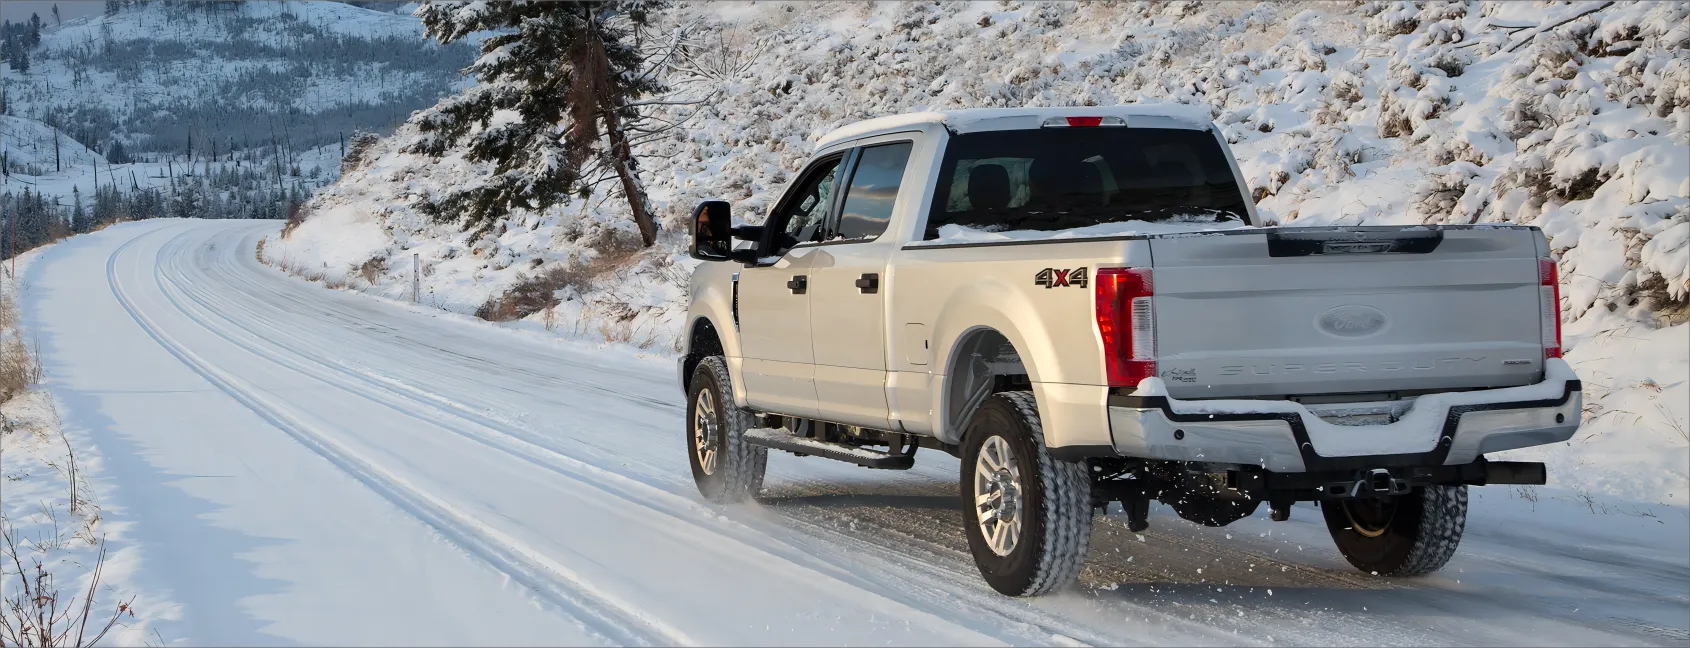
xmin=0 ymin=0 xmax=473 ymax=156
xmin=269 ymin=1 xmax=1689 ymax=504
xmin=1 ymin=114 xmax=105 ymax=175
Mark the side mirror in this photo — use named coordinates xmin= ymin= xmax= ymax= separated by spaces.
xmin=689 ymin=200 xmax=734 ymax=261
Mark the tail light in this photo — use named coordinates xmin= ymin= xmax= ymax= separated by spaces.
xmin=1041 ymin=116 xmax=1127 ymax=128
xmin=1539 ymin=259 xmax=1562 ymax=359
xmin=1095 ymin=267 xmax=1156 ymax=387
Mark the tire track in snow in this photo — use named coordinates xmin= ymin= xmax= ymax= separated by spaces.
xmin=106 ymin=227 xmax=694 ymax=648
xmin=199 ymin=222 xmax=1393 ymax=645
xmin=154 ymin=224 xmax=1166 ymax=647
xmin=205 ymin=223 xmax=1403 ymax=645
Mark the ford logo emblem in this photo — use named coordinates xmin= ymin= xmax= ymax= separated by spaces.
xmin=1317 ymin=305 xmax=1389 ymax=337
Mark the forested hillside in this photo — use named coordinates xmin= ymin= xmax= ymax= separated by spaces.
xmin=0 ymin=1 xmax=472 ymax=257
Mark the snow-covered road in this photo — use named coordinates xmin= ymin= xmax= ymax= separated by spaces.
xmin=19 ymin=220 xmax=1689 ymax=646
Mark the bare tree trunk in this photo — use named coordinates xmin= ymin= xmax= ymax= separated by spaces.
xmin=600 ymin=108 xmax=657 ymax=247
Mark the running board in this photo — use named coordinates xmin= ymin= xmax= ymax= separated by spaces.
xmin=743 ymin=428 xmax=916 ymax=469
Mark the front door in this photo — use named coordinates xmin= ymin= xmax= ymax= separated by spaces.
xmin=736 ymin=155 xmax=845 ymax=419
xmin=809 ymin=141 xmax=915 ymax=429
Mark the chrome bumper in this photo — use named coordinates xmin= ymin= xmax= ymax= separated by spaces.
xmin=1107 ymin=376 xmax=1582 ymax=473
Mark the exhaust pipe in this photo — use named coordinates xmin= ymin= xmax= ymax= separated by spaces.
xmin=1481 ymin=461 xmax=1547 ymax=485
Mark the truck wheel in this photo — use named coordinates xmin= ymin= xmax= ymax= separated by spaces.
xmin=687 ymin=356 xmax=767 ymax=504
xmin=1321 ymin=485 xmax=1467 ymax=576
xmin=960 ymin=391 xmax=1092 ymax=596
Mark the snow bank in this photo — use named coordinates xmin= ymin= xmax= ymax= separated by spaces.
xmin=1 ymin=249 xmax=155 ymax=645
xmin=273 ymin=1 xmax=1688 ymax=502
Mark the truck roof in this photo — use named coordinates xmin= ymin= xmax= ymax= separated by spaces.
xmin=814 ymin=104 xmax=1215 ymax=150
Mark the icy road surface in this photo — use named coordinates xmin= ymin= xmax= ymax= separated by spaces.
xmin=20 ymin=220 xmax=1689 ymax=646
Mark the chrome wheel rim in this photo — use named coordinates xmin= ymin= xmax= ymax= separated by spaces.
xmin=973 ymin=435 xmax=1023 ymax=557
xmin=693 ymin=389 xmax=719 ymax=475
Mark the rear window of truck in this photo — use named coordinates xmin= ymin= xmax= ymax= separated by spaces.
xmin=923 ymin=127 xmax=1250 ymax=240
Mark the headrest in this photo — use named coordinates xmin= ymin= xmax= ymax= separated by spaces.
xmin=967 ymin=163 xmax=1012 ymax=210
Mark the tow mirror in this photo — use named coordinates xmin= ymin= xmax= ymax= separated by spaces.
xmin=690 ymin=201 xmax=764 ymax=264
xmin=689 ymin=200 xmax=733 ymax=261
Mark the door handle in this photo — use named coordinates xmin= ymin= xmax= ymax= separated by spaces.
xmin=855 ymin=273 xmax=879 ymax=294
xmin=786 ymin=275 xmax=807 ymax=294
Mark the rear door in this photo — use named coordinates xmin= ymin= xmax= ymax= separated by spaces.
xmin=737 ymin=154 xmax=846 ymax=419
xmin=1147 ymin=227 xmax=1548 ymax=399
xmin=809 ymin=140 xmax=915 ymax=429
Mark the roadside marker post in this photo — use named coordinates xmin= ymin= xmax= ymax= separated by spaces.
xmin=412 ymin=253 xmax=420 ymax=303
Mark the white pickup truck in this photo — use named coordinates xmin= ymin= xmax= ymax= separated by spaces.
xmin=678 ymin=106 xmax=1581 ymax=596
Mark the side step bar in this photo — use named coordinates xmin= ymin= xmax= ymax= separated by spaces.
xmin=744 ymin=428 xmax=916 ymax=470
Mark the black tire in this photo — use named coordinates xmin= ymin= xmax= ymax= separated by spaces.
xmin=686 ymin=356 xmax=767 ymax=504
xmin=960 ymin=391 xmax=1092 ymax=596
xmin=1321 ymin=485 xmax=1467 ymax=576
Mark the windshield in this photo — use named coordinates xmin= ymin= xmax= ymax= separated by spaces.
xmin=923 ymin=127 xmax=1250 ymax=239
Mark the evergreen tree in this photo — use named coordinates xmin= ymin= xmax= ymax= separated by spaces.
xmin=105 ymin=140 xmax=131 ymax=164
xmin=71 ymin=185 xmax=90 ymax=232
xmin=411 ymin=0 xmax=665 ymax=245
xmin=171 ymin=179 xmax=204 ymax=219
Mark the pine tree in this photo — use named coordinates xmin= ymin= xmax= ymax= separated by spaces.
xmin=411 ymin=0 xmax=666 ymax=245
xmin=105 ymin=140 xmax=130 ymax=164
xmin=171 ymin=179 xmax=203 ymax=219
xmin=71 ymin=185 xmax=90 ymax=232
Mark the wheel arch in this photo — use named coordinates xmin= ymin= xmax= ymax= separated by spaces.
xmin=924 ymin=278 xmax=1109 ymax=449
xmin=937 ymin=324 xmax=1051 ymax=447
xmin=682 ymin=316 xmax=726 ymax=397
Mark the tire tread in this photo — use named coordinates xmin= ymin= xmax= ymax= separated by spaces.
xmin=1393 ymin=484 xmax=1466 ymax=576
xmin=996 ymin=391 xmax=1092 ymax=596
xmin=692 ymin=357 xmax=766 ymax=503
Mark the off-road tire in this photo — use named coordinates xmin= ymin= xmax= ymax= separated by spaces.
xmin=961 ymin=391 xmax=1093 ymax=596
xmin=687 ymin=357 xmax=767 ymax=504
xmin=1322 ymin=484 xmax=1467 ymax=576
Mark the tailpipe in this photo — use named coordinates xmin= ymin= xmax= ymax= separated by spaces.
xmin=1480 ymin=461 xmax=1547 ymax=485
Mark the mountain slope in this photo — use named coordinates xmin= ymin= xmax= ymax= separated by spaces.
xmin=1 ymin=114 xmax=105 ymax=175
xmin=269 ymin=0 xmax=1688 ymax=503
xmin=0 ymin=0 xmax=473 ymax=157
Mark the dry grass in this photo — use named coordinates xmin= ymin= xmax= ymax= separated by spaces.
xmin=279 ymin=202 xmax=310 ymax=240
xmin=0 ymin=523 xmax=132 ymax=647
xmin=475 ymin=248 xmax=639 ymax=322
xmin=1628 ymin=273 xmax=1689 ymax=326
xmin=0 ymin=287 xmax=42 ymax=405
xmin=356 ymin=256 xmax=387 ymax=285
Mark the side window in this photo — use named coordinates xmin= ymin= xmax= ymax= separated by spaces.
xmin=769 ymin=156 xmax=842 ymax=256
xmin=834 ymin=142 xmax=914 ymax=241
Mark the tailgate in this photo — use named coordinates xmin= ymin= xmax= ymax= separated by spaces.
xmin=1147 ymin=226 xmax=1548 ymax=399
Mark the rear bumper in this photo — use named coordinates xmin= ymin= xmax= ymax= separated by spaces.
xmin=1102 ymin=360 xmax=1582 ymax=473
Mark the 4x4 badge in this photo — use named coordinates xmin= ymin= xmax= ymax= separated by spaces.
xmin=1034 ymin=267 xmax=1088 ymax=289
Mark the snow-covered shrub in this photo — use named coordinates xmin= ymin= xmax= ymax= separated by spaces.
xmin=1367 ymin=1 xmax=1421 ymax=38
